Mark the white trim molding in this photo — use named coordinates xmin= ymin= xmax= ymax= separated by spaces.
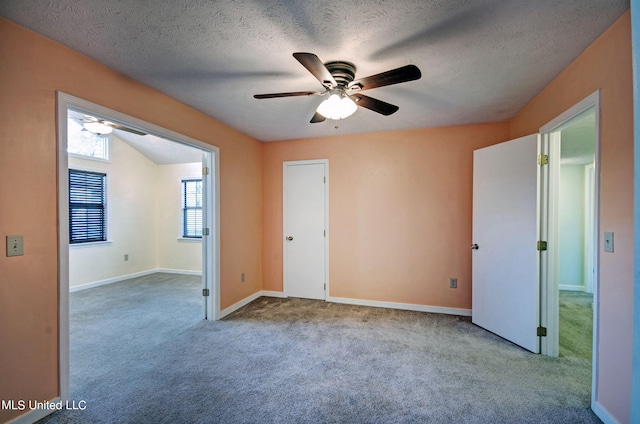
xmin=559 ymin=285 xmax=587 ymax=292
xmin=156 ymin=268 xmax=202 ymax=276
xmin=219 ymin=292 xmax=263 ymax=318
xmin=592 ymin=401 xmax=620 ymax=424
xmin=328 ymin=296 xmax=472 ymax=316
xmin=539 ymin=90 xmax=601 ymax=133
xmin=538 ymin=89 xmax=601 ymax=414
xmin=6 ymin=397 xmax=62 ymax=424
xmin=69 ymin=269 xmax=202 ymax=293
xmin=261 ymin=291 xmax=287 ymax=298
xmin=219 ymin=291 xmax=288 ymax=319
xmin=219 ymin=290 xmax=472 ymax=319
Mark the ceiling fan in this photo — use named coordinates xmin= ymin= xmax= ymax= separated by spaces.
xmin=68 ymin=111 xmax=147 ymax=136
xmin=254 ymin=52 xmax=421 ymax=123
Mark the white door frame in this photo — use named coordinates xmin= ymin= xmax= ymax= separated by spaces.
xmin=56 ymin=92 xmax=221 ymax=402
xmin=539 ymin=90 xmax=600 ymax=407
xmin=282 ymin=159 xmax=329 ymax=299
xmin=584 ymin=163 xmax=596 ymax=295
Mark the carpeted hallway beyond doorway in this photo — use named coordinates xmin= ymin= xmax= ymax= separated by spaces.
xmin=559 ymin=290 xmax=594 ymax=360
xmin=38 ymin=273 xmax=600 ymax=423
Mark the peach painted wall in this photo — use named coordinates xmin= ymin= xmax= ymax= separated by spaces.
xmin=510 ymin=12 xmax=633 ymax=424
xmin=263 ymin=123 xmax=509 ymax=309
xmin=0 ymin=18 xmax=262 ymax=423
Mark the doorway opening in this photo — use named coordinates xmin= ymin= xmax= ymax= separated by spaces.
xmin=56 ymin=92 xmax=220 ymax=402
xmin=66 ymin=107 xmax=206 ymax=294
xmin=540 ymin=90 xmax=600 ymax=408
xmin=555 ymin=110 xmax=595 ymax=361
xmin=470 ymin=90 xmax=600 ymax=414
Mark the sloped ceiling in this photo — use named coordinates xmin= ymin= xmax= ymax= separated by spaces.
xmin=112 ymin=130 xmax=203 ymax=164
xmin=68 ymin=109 xmax=202 ymax=164
xmin=0 ymin=0 xmax=629 ymax=141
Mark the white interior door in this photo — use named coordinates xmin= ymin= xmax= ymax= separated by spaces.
xmin=283 ymin=160 xmax=327 ymax=300
xmin=472 ymin=134 xmax=541 ymax=353
xmin=201 ymin=152 xmax=211 ymax=319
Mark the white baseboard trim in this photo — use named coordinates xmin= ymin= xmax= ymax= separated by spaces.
xmin=261 ymin=290 xmax=287 ymax=298
xmin=69 ymin=269 xmax=157 ymax=292
xmin=327 ymin=296 xmax=472 ymax=316
xmin=592 ymin=400 xmax=619 ymax=424
xmin=219 ymin=291 xmax=263 ymax=318
xmin=559 ymin=285 xmax=586 ymax=292
xmin=155 ymin=268 xmax=202 ymax=276
xmin=6 ymin=397 xmax=60 ymax=424
xmin=219 ymin=290 xmax=287 ymax=318
xmin=218 ymin=291 xmax=472 ymax=320
xmin=69 ymin=268 xmax=202 ymax=292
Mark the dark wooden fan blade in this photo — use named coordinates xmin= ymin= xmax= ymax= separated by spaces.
xmin=347 ymin=65 xmax=421 ymax=92
xmin=350 ymin=94 xmax=399 ymax=116
xmin=113 ymin=124 xmax=147 ymax=136
xmin=293 ymin=52 xmax=337 ymax=88
xmin=310 ymin=112 xmax=326 ymax=123
xmin=254 ymin=91 xmax=322 ymax=99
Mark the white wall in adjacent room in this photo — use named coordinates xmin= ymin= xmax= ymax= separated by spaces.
xmin=558 ymin=164 xmax=586 ymax=289
xmin=69 ymin=135 xmax=158 ymax=287
xmin=69 ymin=134 xmax=202 ymax=288
xmin=155 ymin=162 xmax=202 ymax=272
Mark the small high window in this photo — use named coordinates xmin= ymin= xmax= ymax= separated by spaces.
xmin=67 ymin=117 xmax=109 ymax=160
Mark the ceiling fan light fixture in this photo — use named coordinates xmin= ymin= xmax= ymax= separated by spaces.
xmin=316 ymin=92 xmax=357 ymax=120
xmin=83 ymin=121 xmax=113 ymax=134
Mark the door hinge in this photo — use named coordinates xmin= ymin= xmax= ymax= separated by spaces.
xmin=324 ymin=283 xmax=326 ymax=290
xmin=537 ymin=326 xmax=547 ymax=337
xmin=537 ymin=154 xmax=549 ymax=165
xmin=324 ymin=229 xmax=326 ymax=237
xmin=323 ymin=176 xmax=326 ymax=183
xmin=202 ymin=288 xmax=210 ymax=297
xmin=537 ymin=241 xmax=547 ymax=251
xmin=202 ymin=228 xmax=210 ymax=236
xmin=203 ymin=167 xmax=210 ymax=175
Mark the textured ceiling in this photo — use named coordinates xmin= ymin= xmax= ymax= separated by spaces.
xmin=0 ymin=0 xmax=629 ymax=142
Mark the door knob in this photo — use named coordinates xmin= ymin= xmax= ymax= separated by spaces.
xmin=471 ymin=243 xmax=479 ymax=250
xmin=286 ymin=236 xmax=293 ymax=241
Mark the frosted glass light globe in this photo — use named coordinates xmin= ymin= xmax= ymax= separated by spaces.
xmin=316 ymin=93 xmax=357 ymax=120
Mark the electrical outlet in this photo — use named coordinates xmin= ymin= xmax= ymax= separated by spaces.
xmin=450 ymin=278 xmax=457 ymax=289
xmin=6 ymin=235 xmax=24 ymax=257
xmin=124 ymin=254 xmax=129 ymax=261
xmin=241 ymin=272 xmax=246 ymax=283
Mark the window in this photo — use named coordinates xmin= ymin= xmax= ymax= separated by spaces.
xmin=182 ymin=179 xmax=203 ymax=238
xmin=67 ymin=116 xmax=109 ymax=160
xmin=69 ymin=169 xmax=107 ymax=244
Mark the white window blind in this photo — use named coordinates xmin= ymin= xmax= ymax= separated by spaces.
xmin=69 ymin=169 xmax=107 ymax=244
xmin=182 ymin=179 xmax=203 ymax=238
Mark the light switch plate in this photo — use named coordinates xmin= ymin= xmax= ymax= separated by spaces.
xmin=6 ymin=235 xmax=24 ymax=257
xmin=604 ymin=231 xmax=614 ymax=253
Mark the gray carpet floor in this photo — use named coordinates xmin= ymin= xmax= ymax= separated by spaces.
xmin=559 ymin=290 xmax=593 ymax=360
xmin=38 ymin=273 xmax=600 ymax=423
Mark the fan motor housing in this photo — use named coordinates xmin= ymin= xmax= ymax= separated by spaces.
xmin=324 ymin=61 xmax=356 ymax=87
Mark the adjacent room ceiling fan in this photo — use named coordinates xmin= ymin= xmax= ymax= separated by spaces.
xmin=254 ymin=52 xmax=421 ymax=123
xmin=68 ymin=110 xmax=147 ymax=136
